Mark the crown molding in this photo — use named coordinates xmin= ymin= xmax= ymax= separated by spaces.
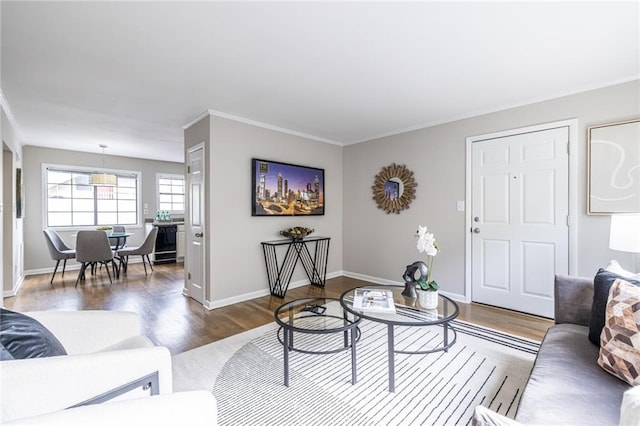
xmin=345 ymin=75 xmax=640 ymax=145
xmin=183 ymin=109 xmax=343 ymax=146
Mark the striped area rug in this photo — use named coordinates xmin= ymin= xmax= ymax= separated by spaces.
xmin=212 ymin=316 xmax=539 ymax=426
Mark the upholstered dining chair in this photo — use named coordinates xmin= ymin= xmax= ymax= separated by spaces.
xmin=109 ymin=225 xmax=127 ymax=250
xmin=75 ymin=230 xmax=118 ymax=286
xmin=43 ymin=229 xmax=76 ymax=286
xmin=117 ymin=227 xmax=158 ymax=276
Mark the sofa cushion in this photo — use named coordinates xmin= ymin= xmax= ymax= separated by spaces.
xmin=516 ymin=323 xmax=629 ymax=425
xmin=589 ymin=269 xmax=640 ymax=346
xmin=605 ymin=260 xmax=640 ymax=279
xmin=0 ymin=309 xmax=67 ymax=359
xmin=598 ymin=279 xmax=640 ymax=385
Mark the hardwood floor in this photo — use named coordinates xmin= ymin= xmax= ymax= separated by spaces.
xmin=3 ymin=262 xmax=553 ymax=355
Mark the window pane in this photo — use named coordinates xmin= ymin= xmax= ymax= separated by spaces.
xmin=74 ymin=186 xmax=94 ymax=198
xmin=46 ymin=166 xmax=140 ymax=227
xmin=97 ymin=212 xmax=118 ymax=224
xmin=157 ymin=175 xmax=185 ymax=212
xmin=118 ymin=200 xmax=137 ymax=211
xmin=48 ymin=212 xmax=71 ymax=226
xmin=117 ymin=187 xmax=136 ymax=199
xmin=48 ymin=171 xmax=72 ymax=184
xmin=118 ymin=177 xmax=136 ymax=188
xmin=73 ymin=198 xmax=94 ymax=212
xmin=48 ymin=198 xmax=71 ymax=212
xmin=73 ymin=212 xmax=94 ymax=226
xmin=97 ymin=199 xmax=118 ymax=211
xmin=118 ymin=212 xmax=137 ymax=224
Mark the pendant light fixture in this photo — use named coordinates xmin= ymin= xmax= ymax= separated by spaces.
xmin=89 ymin=144 xmax=117 ymax=186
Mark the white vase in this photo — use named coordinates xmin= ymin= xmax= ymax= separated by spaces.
xmin=418 ymin=290 xmax=438 ymax=309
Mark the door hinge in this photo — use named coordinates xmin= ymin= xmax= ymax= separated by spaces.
xmin=567 ymin=215 xmax=570 ymax=226
xmin=187 ymin=165 xmax=191 ymax=174
xmin=567 ymin=140 xmax=570 ymax=155
xmin=187 ymin=272 xmax=191 ymax=280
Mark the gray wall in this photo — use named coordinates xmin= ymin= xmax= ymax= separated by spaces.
xmin=343 ymin=80 xmax=640 ymax=299
xmin=22 ymin=146 xmax=184 ymax=272
xmin=186 ymin=114 xmax=343 ymax=307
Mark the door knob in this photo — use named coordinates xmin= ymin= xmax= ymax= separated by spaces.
xmin=195 ymin=232 xmax=203 ymax=238
xmin=473 ymin=228 xmax=481 ymax=233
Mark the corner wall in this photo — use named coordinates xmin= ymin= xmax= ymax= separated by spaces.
xmin=186 ymin=113 xmax=343 ymax=307
xmin=2 ymin=106 xmax=24 ymax=297
xmin=343 ymin=80 xmax=640 ymax=299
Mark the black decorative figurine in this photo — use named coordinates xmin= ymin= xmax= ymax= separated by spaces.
xmin=401 ymin=261 xmax=429 ymax=298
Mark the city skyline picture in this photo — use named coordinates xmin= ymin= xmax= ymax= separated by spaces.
xmin=252 ymin=158 xmax=325 ymax=216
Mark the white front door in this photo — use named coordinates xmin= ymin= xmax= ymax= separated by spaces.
xmin=471 ymin=126 xmax=569 ymax=318
xmin=187 ymin=145 xmax=205 ymax=305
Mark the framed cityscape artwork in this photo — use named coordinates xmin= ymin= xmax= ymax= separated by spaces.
xmin=587 ymin=118 xmax=640 ymax=214
xmin=251 ymin=158 xmax=324 ymax=216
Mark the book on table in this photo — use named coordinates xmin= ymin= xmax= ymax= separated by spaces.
xmin=353 ymin=288 xmax=396 ymax=313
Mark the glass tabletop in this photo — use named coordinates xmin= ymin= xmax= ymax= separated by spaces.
xmin=274 ymin=297 xmax=360 ymax=333
xmin=340 ymin=285 xmax=459 ymax=326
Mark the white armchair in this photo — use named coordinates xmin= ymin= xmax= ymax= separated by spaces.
xmin=1 ymin=310 xmax=217 ymax=425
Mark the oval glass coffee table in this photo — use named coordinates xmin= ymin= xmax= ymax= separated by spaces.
xmin=274 ymin=297 xmax=361 ymax=387
xmin=340 ymin=285 xmax=459 ymax=392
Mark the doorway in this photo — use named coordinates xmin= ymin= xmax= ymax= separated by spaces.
xmin=465 ymin=120 xmax=578 ymax=318
xmin=186 ymin=143 xmax=205 ymax=305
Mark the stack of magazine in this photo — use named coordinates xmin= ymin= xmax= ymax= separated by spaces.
xmin=352 ymin=288 xmax=396 ymax=313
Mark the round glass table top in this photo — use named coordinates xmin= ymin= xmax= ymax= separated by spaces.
xmin=274 ymin=297 xmax=360 ymax=333
xmin=340 ymin=285 xmax=459 ymax=326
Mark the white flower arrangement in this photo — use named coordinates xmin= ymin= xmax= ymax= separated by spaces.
xmin=415 ymin=225 xmax=440 ymax=291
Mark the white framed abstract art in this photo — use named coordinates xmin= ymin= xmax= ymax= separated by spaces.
xmin=588 ymin=118 xmax=640 ymax=214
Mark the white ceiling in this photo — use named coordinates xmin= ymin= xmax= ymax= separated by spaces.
xmin=2 ymin=1 xmax=639 ymax=163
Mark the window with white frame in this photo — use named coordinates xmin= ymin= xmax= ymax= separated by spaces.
xmin=45 ymin=165 xmax=140 ymax=227
xmin=157 ymin=174 xmax=185 ymax=213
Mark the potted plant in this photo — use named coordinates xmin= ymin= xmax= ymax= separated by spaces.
xmin=415 ymin=225 xmax=440 ymax=309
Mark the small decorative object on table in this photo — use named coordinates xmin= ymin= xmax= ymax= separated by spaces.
xmin=96 ymin=226 xmax=114 ymax=236
xmin=401 ymin=261 xmax=428 ymax=298
xmin=280 ymin=226 xmax=314 ymax=241
xmin=415 ymin=225 xmax=440 ymax=309
xmin=353 ymin=288 xmax=396 ymax=313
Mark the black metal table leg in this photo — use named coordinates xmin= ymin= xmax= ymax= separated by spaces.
xmin=388 ymin=323 xmax=395 ymax=393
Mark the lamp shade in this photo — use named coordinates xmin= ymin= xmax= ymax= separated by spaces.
xmin=609 ymin=214 xmax=640 ymax=253
xmin=89 ymin=172 xmax=117 ymax=186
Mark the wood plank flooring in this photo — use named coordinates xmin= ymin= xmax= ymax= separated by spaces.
xmin=3 ymin=262 xmax=553 ymax=355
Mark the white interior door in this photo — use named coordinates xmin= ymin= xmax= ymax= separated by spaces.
xmin=187 ymin=145 xmax=205 ymax=305
xmin=471 ymin=126 xmax=569 ymax=318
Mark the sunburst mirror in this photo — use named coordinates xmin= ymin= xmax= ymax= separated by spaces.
xmin=371 ymin=163 xmax=417 ymax=214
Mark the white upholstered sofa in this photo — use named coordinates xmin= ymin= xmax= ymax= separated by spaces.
xmin=0 ymin=310 xmax=217 ymax=425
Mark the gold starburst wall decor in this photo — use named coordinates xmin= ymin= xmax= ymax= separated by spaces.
xmin=371 ymin=163 xmax=417 ymax=214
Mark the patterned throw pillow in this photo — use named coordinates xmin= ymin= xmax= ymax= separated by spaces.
xmin=589 ymin=269 xmax=640 ymax=346
xmin=598 ymin=279 xmax=640 ymax=386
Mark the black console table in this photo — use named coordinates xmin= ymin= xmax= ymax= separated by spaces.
xmin=261 ymin=236 xmax=330 ymax=298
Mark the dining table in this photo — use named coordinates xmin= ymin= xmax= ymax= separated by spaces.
xmin=109 ymin=232 xmax=133 ymax=251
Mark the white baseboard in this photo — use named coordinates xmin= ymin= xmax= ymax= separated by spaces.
xmin=203 ymin=270 xmax=344 ymax=310
xmin=24 ymin=257 xmax=149 ymax=277
xmin=3 ymin=275 xmax=25 ymax=298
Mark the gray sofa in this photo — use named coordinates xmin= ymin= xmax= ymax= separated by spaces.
xmin=475 ymin=275 xmax=631 ymax=425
